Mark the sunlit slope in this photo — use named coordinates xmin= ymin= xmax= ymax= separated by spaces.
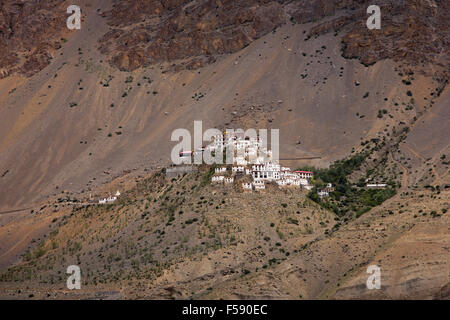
xmin=0 ymin=16 xmax=444 ymax=211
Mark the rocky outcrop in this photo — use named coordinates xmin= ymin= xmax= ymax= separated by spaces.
xmin=98 ymin=0 xmax=286 ymax=71
xmin=302 ymin=0 xmax=449 ymax=77
xmin=99 ymin=0 xmax=449 ymax=75
xmin=285 ymin=0 xmax=367 ymax=24
xmin=0 ymin=0 xmax=448 ymax=77
xmin=0 ymin=0 xmax=70 ymax=78
xmin=341 ymin=0 xmax=449 ymax=73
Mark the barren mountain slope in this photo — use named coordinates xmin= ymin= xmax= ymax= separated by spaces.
xmin=1 ymin=0 xmax=448 ymax=211
xmin=0 ymin=0 xmax=78 ymax=78
xmin=0 ymin=0 xmax=448 ymax=300
xmin=98 ymin=0 xmax=449 ymax=76
xmin=0 ymin=165 xmax=448 ymax=299
xmin=0 ymin=168 xmax=337 ymax=299
xmin=201 ymin=189 xmax=449 ymax=300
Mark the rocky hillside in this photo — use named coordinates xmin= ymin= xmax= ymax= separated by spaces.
xmin=0 ymin=161 xmax=447 ymax=299
xmin=0 ymin=0 xmax=71 ymax=78
xmin=2 ymin=1 xmax=448 ymax=79
xmin=1 ymin=0 xmax=448 ymax=211
xmin=0 ymin=167 xmax=337 ymax=299
xmin=100 ymin=0 xmax=449 ymax=78
xmin=0 ymin=0 xmax=448 ymax=300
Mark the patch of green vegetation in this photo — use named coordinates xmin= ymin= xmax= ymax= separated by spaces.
xmin=299 ymin=153 xmax=396 ymax=217
xmin=199 ymin=165 xmax=216 ymax=188
xmin=23 ymin=240 xmax=47 ymax=261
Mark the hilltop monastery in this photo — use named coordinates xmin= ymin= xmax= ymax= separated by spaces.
xmin=206 ymin=132 xmax=314 ymax=191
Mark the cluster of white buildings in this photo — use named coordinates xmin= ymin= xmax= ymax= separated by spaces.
xmin=317 ymin=183 xmax=334 ymax=198
xmin=98 ymin=191 xmax=121 ymax=204
xmin=366 ymin=183 xmax=387 ymax=189
xmin=208 ymin=133 xmax=314 ymax=192
xmin=205 ymin=131 xmax=275 ymax=166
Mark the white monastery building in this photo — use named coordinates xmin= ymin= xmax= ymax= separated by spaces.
xmin=98 ymin=191 xmax=121 ymax=204
xmin=208 ymin=132 xmax=314 ymax=191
